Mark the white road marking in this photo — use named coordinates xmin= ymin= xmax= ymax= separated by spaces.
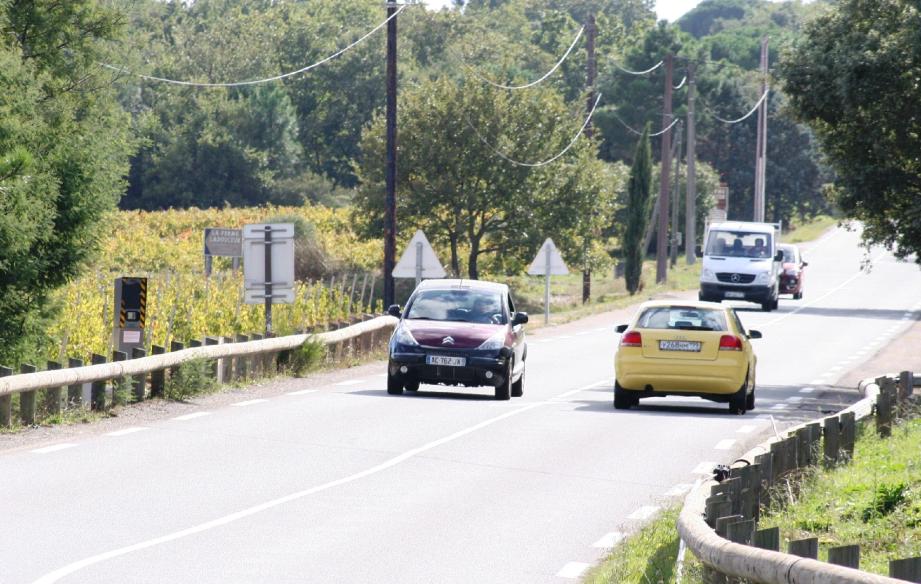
xmin=230 ymin=399 xmax=268 ymax=407
xmin=828 ymin=366 xmax=842 ymax=372
xmin=628 ymin=506 xmax=659 ymax=520
xmin=593 ymin=327 xmax=608 ymax=333
xmin=334 ymin=379 xmax=365 ymax=386
xmin=736 ymin=425 xmax=756 ymax=434
xmin=785 ymin=396 xmax=803 ymax=403
xmin=664 ymin=484 xmax=693 ymax=497
xmin=799 ymin=387 xmax=815 ymax=394
xmin=592 ymin=532 xmax=625 ymax=548
xmin=714 ymin=439 xmax=736 ymax=450
xmin=556 ymin=562 xmax=590 ymax=579
xmin=32 ymin=443 xmax=77 ymax=455
xmin=693 ymin=461 xmax=717 ymax=475
xmin=172 ymin=412 xmax=212 ymax=421
xmin=770 ymin=403 xmax=789 ymax=410
xmin=755 ymin=414 xmax=774 ymax=420
xmin=105 ymin=427 xmax=150 ymax=437
xmin=556 ymin=379 xmax=609 ymax=400
xmin=285 ymin=389 xmax=318 ymax=396
xmin=32 ymin=386 xmax=572 ymax=584
xmin=558 ymin=335 xmax=573 ymax=340
xmin=809 ymin=378 xmax=826 ymax=385
xmin=575 ymin=331 xmax=592 ymax=337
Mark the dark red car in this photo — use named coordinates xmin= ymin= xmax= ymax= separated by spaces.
xmin=387 ymin=279 xmax=528 ymax=400
xmin=778 ymin=243 xmax=808 ymax=299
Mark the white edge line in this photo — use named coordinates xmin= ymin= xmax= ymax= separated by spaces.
xmin=285 ymin=389 xmax=319 ymax=396
xmin=32 ymin=443 xmax=78 ymax=454
xmin=592 ymin=532 xmax=625 ymax=548
xmin=105 ymin=427 xmax=150 ymax=437
xmin=172 ymin=412 xmax=212 ymax=421
xmin=714 ymin=439 xmax=736 ymax=450
xmin=230 ymin=399 xmax=268 ymax=407
xmin=556 ymin=562 xmax=590 ymax=579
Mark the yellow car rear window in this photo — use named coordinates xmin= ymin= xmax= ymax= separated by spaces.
xmin=637 ymin=307 xmax=728 ymax=331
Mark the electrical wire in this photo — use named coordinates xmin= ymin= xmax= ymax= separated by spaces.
xmin=609 ymin=109 xmax=681 ymax=137
xmin=467 ymin=93 xmax=602 ymax=167
xmin=706 ymin=88 xmax=769 ymax=124
xmin=610 ymin=59 xmax=663 ymax=75
xmin=461 ymin=26 xmax=584 ymax=90
xmin=673 ymin=75 xmax=687 ymax=90
xmin=99 ymin=5 xmax=406 ymax=87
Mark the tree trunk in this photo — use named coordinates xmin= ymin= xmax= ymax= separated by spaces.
xmin=449 ymin=232 xmax=460 ymax=277
xmin=468 ymin=236 xmax=480 ymax=280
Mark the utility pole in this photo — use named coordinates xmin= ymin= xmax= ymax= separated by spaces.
xmin=670 ymin=121 xmax=682 ymax=268
xmin=656 ymin=53 xmax=673 ymax=284
xmin=581 ymin=12 xmax=596 ymax=305
xmin=383 ymin=2 xmax=398 ymax=307
xmin=753 ymin=37 xmax=769 ymax=222
xmin=685 ymin=61 xmax=697 ymax=265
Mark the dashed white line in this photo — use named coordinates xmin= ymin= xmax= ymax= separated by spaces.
xmin=334 ymin=379 xmax=365 ymax=386
xmin=664 ymin=484 xmax=693 ymax=497
xmin=285 ymin=389 xmax=318 ymax=396
xmin=105 ymin=427 xmax=150 ymax=437
xmin=770 ymin=403 xmax=790 ymax=410
xmin=785 ymin=396 xmax=803 ymax=403
xmin=172 ymin=412 xmax=212 ymax=421
xmin=592 ymin=532 xmax=625 ymax=548
xmin=230 ymin=399 xmax=268 ymax=407
xmin=736 ymin=425 xmax=756 ymax=434
xmin=628 ymin=506 xmax=659 ymax=520
xmin=714 ymin=439 xmax=736 ymax=450
xmin=32 ymin=443 xmax=77 ymax=454
xmin=558 ymin=335 xmax=573 ymax=340
xmin=828 ymin=366 xmax=843 ymax=372
xmin=693 ymin=461 xmax=718 ymax=475
xmin=556 ymin=562 xmax=590 ymax=579
xmin=799 ymin=387 xmax=815 ymax=394
xmin=809 ymin=378 xmax=826 ymax=385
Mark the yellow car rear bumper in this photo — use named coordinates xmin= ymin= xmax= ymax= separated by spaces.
xmin=615 ymin=353 xmax=748 ymax=394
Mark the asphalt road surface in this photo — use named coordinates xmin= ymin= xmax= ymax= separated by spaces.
xmin=3 ymin=225 xmax=920 ymax=584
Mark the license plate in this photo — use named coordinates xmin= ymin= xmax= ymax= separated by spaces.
xmin=724 ymin=291 xmax=745 ymax=299
xmin=427 ymin=355 xmax=466 ymax=367
xmin=659 ymin=340 xmax=701 ymax=352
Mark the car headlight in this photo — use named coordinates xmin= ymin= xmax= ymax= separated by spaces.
xmin=477 ymin=332 xmax=507 ymax=351
xmin=755 ymin=272 xmax=770 ymax=284
xmin=702 ymin=268 xmax=716 ymax=281
xmin=393 ymin=327 xmax=418 ymax=346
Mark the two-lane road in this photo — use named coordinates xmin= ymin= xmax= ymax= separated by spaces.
xmin=2 ymin=226 xmax=920 ymax=584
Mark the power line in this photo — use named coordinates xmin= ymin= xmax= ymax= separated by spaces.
xmin=467 ymin=93 xmax=602 ymax=167
xmin=100 ymin=6 xmax=406 ymax=88
xmin=673 ymin=75 xmax=687 ymax=90
xmin=461 ymin=26 xmax=584 ymax=90
xmin=704 ymin=89 xmax=769 ymax=124
xmin=610 ymin=59 xmax=663 ymax=75
xmin=608 ymin=109 xmax=681 ymax=137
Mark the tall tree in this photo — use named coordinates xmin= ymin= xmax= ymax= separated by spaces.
xmin=623 ymin=126 xmax=654 ymax=294
xmin=780 ymin=0 xmax=921 ymax=260
xmin=0 ymin=0 xmax=133 ymax=363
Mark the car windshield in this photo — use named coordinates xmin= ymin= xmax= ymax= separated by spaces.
xmin=706 ymin=230 xmax=773 ymax=259
xmin=779 ymin=246 xmax=796 ymax=262
xmin=637 ymin=307 xmax=728 ymax=331
xmin=405 ymin=289 xmax=507 ymax=324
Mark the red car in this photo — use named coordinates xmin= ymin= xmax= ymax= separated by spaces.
xmin=387 ymin=279 xmax=528 ymax=400
xmin=778 ymin=243 xmax=808 ymax=299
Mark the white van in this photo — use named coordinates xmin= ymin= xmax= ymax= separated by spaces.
xmin=697 ymin=221 xmax=783 ymax=312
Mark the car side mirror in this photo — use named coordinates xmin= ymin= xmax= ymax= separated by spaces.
xmin=748 ymin=329 xmax=763 ymax=339
xmin=774 ymin=250 xmax=784 ymax=261
xmin=802 ymin=261 xmax=809 ymax=268
xmin=387 ymin=304 xmax=402 ymax=318
xmin=695 ymin=245 xmax=703 ymax=258
xmin=615 ymin=324 xmax=628 ymax=333
xmin=512 ymin=312 xmax=529 ymax=325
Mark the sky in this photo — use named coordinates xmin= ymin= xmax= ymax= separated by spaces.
xmin=421 ymin=0 xmax=701 ymax=22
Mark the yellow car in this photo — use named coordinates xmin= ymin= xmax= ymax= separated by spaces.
xmin=613 ymin=300 xmax=761 ymax=414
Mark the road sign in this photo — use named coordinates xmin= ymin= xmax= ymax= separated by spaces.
xmin=527 ymin=238 xmax=569 ymax=324
xmin=393 ymin=230 xmax=446 ymax=286
xmin=204 ymin=228 xmax=243 ymax=257
xmin=243 ymin=223 xmax=296 ymax=334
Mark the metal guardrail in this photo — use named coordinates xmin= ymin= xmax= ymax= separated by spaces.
xmin=678 ymin=372 xmax=920 ymax=584
xmin=0 ymin=316 xmax=398 ymax=426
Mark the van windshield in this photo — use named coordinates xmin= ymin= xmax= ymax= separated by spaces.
xmin=706 ymin=230 xmax=773 ymax=259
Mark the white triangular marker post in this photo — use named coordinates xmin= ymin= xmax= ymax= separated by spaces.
xmin=393 ymin=230 xmax=447 ymax=287
xmin=527 ymin=238 xmax=569 ymax=324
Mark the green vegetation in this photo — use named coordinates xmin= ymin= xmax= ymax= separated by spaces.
xmin=623 ymin=127 xmax=654 ymax=295
xmin=759 ymin=412 xmax=921 ymax=576
xmin=165 ymin=359 xmax=219 ymax=401
xmin=783 ymin=215 xmax=839 ymax=244
xmin=285 ymin=339 xmax=329 ymax=378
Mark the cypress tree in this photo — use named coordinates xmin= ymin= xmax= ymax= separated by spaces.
xmin=623 ymin=126 xmax=653 ymax=295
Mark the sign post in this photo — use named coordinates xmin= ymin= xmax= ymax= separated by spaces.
xmin=243 ymin=224 xmax=295 ymax=336
xmin=393 ymin=230 xmax=446 ymax=290
xmin=527 ymin=238 xmax=569 ymax=324
xmin=203 ymin=228 xmax=243 ymax=277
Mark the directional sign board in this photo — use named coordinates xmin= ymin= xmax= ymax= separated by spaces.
xmin=242 ymin=223 xmax=296 ymax=305
xmin=203 ymin=228 xmax=243 ymax=257
xmin=527 ymin=238 xmax=569 ymax=276
xmin=393 ymin=230 xmax=447 ymax=285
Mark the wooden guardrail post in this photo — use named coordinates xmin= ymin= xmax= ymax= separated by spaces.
xmin=150 ymin=346 xmax=165 ymax=398
xmin=824 ymin=415 xmax=841 ymax=468
xmin=715 ymin=514 xmax=744 ymax=538
xmin=19 ymin=364 xmax=38 ymax=425
xmin=112 ymin=350 xmax=128 ymax=406
xmin=898 ymin=370 xmax=914 ymax=400
xmin=877 ymin=387 xmax=893 ymax=438
xmin=90 ymin=353 xmax=107 ymax=410
xmin=205 ymin=337 xmax=219 ymax=381
xmin=45 ymin=361 xmax=64 ymax=416
xmin=251 ymin=334 xmax=264 ymax=378
xmin=168 ymin=341 xmax=184 ymax=393
xmin=131 ymin=348 xmax=147 ymax=402
xmin=796 ymin=427 xmax=810 ymax=469
xmin=753 ymin=526 xmax=780 ymax=551
xmin=828 ymin=544 xmax=860 ymax=569
xmin=840 ymin=411 xmax=856 ymax=461
xmin=725 ymin=519 xmax=755 ymax=546
xmin=889 ymin=556 xmax=921 ymax=582
xmin=222 ymin=337 xmax=234 ymax=383
xmin=234 ymin=335 xmax=249 ymax=380
xmin=0 ymin=366 xmax=13 ymax=428
xmin=188 ymin=339 xmax=202 ymax=348
xmin=705 ymin=496 xmax=731 ymax=528
xmin=67 ymin=358 xmax=83 ymax=407
xmin=788 ymin=537 xmax=819 ymax=559
xmin=807 ymin=422 xmax=822 ymax=466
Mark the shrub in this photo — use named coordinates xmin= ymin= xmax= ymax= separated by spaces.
xmin=166 ymin=359 xmax=217 ymax=401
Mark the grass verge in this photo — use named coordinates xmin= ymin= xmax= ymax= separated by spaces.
xmin=783 ymin=214 xmax=840 ymax=244
xmin=758 ymin=405 xmax=921 ymax=576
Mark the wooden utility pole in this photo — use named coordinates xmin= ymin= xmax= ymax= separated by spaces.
xmin=656 ymin=53 xmax=674 ymax=284
xmin=753 ymin=37 xmax=768 ymax=222
xmin=384 ymin=2 xmax=398 ymax=307
xmin=685 ymin=61 xmax=697 ymax=265
xmin=670 ymin=121 xmax=682 ymax=268
xmin=581 ymin=13 xmax=596 ymax=304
